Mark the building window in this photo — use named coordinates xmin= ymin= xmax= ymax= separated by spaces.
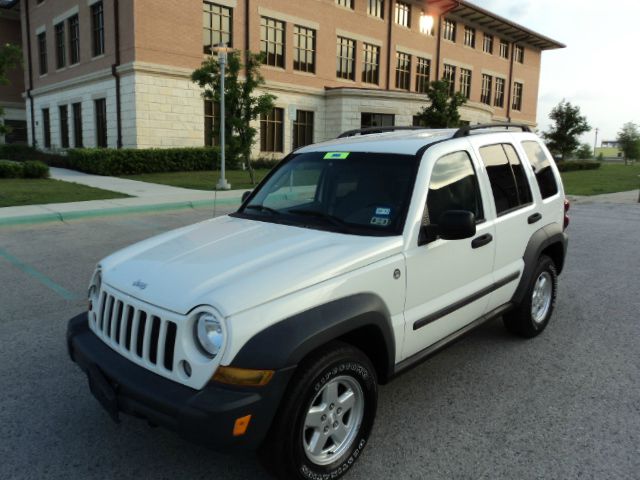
xmin=494 ymin=78 xmax=505 ymax=108
xmin=394 ymin=1 xmax=410 ymax=28
xmin=481 ymin=74 xmax=492 ymax=105
xmin=42 ymin=108 xmax=51 ymax=148
xmin=335 ymin=0 xmax=354 ymax=8
xmin=415 ymin=57 xmax=431 ymax=94
xmin=95 ymin=98 xmax=107 ymax=148
xmin=459 ymin=68 xmax=471 ymax=99
xmin=55 ymin=22 xmax=66 ymax=69
xmin=463 ymin=26 xmax=475 ymax=48
xmin=68 ymin=15 xmax=80 ymax=65
xmin=419 ymin=11 xmax=434 ymax=35
xmin=336 ymin=36 xmax=356 ymax=81
xmin=37 ymin=32 xmax=47 ymax=75
xmin=3 ymin=120 xmax=27 ymax=144
xmin=514 ymin=45 xmax=524 ymax=63
xmin=395 ymin=52 xmax=411 ymax=90
xmin=483 ymin=33 xmax=494 ymax=54
xmin=499 ymin=39 xmax=509 ymax=59
xmin=72 ymin=102 xmax=83 ymax=148
xmin=512 ymin=82 xmax=523 ymax=111
xmin=260 ymin=107 xmax=284 ymax=152
xmin=367 ymin=0 xmax=384 ymax=19
xmin=260 ymin=17 xmax=285 ymax=68
xmin=59 ymin=105 xmax=69 ymax=148
xmin=361 ymin=43 xmax=380 ymax=84
xmin=361 ymin=113 xmax=395 ymax=129
xmin=443 ymin=19 xmax=456 ymax=42
xmin=294 ymin=26 xmax=316 ymax=73
xmin=203 ymin=2 xmax=233 ymax=54
xmin=91 ymin=1 xmax=105 ymax=57
xmin=443 ymin=64 xmax=456 ymax=96
xmin=293 ymin=110 xmax=314 ymax=149
xmin=204 ymin=99 xmax=220 ymax=147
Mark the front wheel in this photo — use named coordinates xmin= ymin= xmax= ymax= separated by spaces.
xmin=504 ymin=254 xmax=558 ymax=338
xmin=259 ymin=342 xmax=378 ymax=480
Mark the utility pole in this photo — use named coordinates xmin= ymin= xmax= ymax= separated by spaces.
xmin=593 ymin=127 xmax=599 ymax=157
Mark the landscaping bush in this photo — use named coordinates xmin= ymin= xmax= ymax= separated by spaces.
xmin=557 ymin=161 xmax=602 ymax=172
xmin=0 ymin=159 xmax=49 ymax=178
xmin=22 ymin=160 xmax=50 ymax=178
xmin=63 ymin=147 xmax=230 ymax=175
xmin=0 ymin=144 xmax=65 ymax=165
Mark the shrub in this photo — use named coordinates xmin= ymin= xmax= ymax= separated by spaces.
xmin=557 ymin=161 xmax=602 ymax=172
xmin=0 ymin=144 xmax=65 ymax=164
xmin=22 ymin=160 xmax=50 ymax=178
xmin=0 ymin=160 xmax=24 ymax=178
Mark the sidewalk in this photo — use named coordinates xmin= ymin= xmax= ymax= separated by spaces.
xmin=0 ymin=168 xmax=244 ymax=227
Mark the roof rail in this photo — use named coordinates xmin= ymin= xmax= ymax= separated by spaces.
xmin=452 ymin=123 xmax=532 ymax=138
xmin=337 ymin=126 xmax=429 ymax=139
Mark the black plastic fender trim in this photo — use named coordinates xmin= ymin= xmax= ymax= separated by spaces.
xmin=231 ymin=293 xmax=396 ymax=379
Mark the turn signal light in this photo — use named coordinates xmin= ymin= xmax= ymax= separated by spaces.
xmin=233 ymin=414 xmax=252 ymax=437
xmin=212 ymin=366 xmax=274 ymax=387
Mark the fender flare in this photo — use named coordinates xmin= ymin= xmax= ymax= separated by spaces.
xmin=231 ymin=293 xmax=396 ymax=379
xmin=512 ymin=223 xmax=568 ymax=306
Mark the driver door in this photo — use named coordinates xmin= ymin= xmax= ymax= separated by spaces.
xmin=403 ymin=148 xmax=496 ymax=359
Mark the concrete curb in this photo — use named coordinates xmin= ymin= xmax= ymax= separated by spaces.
xmin=0 ymin=196 xmax=242 ymax=228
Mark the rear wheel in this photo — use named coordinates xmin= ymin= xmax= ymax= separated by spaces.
xmin=504 ymin=255 xmax=558 ymax=338
xmin=259 ymin=342 xmax=378 ymax=480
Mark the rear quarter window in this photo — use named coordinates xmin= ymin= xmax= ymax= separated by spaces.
xmin=521 ymin=141 xmax=559 ymax=199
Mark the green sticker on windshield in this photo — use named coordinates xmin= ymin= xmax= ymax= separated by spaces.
xmin=324 ymin=152 xmax=350 ymax=160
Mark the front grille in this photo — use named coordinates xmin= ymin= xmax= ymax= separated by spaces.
xmin=91 ymin=290 xmax=178 ymax=372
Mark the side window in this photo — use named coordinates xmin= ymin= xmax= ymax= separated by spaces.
xmin=479 ymin=143 xmax=531 ymax=215
xmin=521 ymin=141 xmax=559 ymax=199
xmin=424 ymin=151 xmax=484 ymax=225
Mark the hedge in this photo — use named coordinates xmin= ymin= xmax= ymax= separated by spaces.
xmin=0 ymin=144 xmax=63 ymax=164
xmin=557 ymin=161 xmax=602 ymax=172
xmin=0 ymin=160 xmax=49 ymax=178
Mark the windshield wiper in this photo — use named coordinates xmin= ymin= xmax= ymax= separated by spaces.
xmin=288 ymin=209 xmax=351 ymax=233
xmin=244 ymin=204 xmax=281 ymax=215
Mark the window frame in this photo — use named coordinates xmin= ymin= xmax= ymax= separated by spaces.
xmin=415 ymin=57 xmax=431 ymax=94
xmin=37 ymin=32 xmax=47 ymax=76
xmin=443 ymin=19 xmax=456 ymax=42
xmin=68 ymin=15 xmax=80 ymax=65
xmin=293 ymin=25 xmax=316 ymax=74
xmin=59 ymin=104 xmax=69 ymax=148
xmin=512 ymin=82 xmax=523 ymax=111
xmin=483 ymin=33 xmax=494 ymax=54
xmin=42 ymin=108 xmax=51 ymax=148
xmin=395 ymin=51 xmax=411 ymax=91
xmin=335 ymin=0 xmax=354 ymax=9
xmin=72 ymin=102 xmax=83 ymax=148
xmin=292 ymin=110 xmax=314 ymax=149
xmin=361 ymin=112 xmax=395 ymax=129
xmin=499 ymin=39 xmax=509 ymax=59
xmin=443 ymin=64 xmax=456 ymax=96
xmin=55 ymin=22 xmax=66 ymax=69
xmin=481 ymin=74 xmax=492 ymax=105
xmin=336 ymin=36 xmax=356 ymax=81
xmin=367 ymin=0 xmax=384 ymax=19
xmin=260 ymin=107 xmax=284 ymax=153
xmin=361 ymin=42 xmax=381 ymax=85
xmin=494 ymin=77 xmax=505 ymax=108
xmin=94 ymin=98 xmax=107 ymax=148
xmin=459 ymin=68 xmax=472 ymax=99
xmin=463 ymin=26 xmax=476 ymax=48
xmin=514 ymin=45 xmax=525 ymax=63
xmin=203 ymin=2 xmax=233 ymax=54
xmin=394 ymin=1 xmax=411 ymax=28
xmin=260 ymin=16 xmax=285 ymax=68
xmin=91 ymin=1 xmax=105 ymax=57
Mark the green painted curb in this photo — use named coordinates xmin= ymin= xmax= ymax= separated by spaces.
xmin=0 ymin=196 xmax=242 ymax=227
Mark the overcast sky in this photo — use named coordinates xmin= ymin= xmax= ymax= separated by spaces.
xmin=469 ymin=0 xmax=639 ymax=145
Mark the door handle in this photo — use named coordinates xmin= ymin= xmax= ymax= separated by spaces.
xmin=528 ymin=213 xmax=542 ymax=224
xmin=471 ymin=233 xmax=493 ymax=249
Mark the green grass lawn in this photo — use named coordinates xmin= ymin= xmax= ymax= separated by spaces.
xmin=122 ymin=169 xmax=271 ymax=191
xmin=0 ymin=179 xmax=130 ymax=208
xmin=560 ymin=163 xmax=640 ymax=196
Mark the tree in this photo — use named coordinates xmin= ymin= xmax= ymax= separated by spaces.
xmin=543 ymin=100 xmax=591 ymax=161
xmin=414 ymin=80 xmax=467 ymax=128
xmin=575 ymin=143 xmax=593 ymax=160
xmin=0 ymin=42 xmax=22 ymax=136
xmin=191 ymin=51 xmax=275 ymax=185
xmin=616 ymin=122 xmax=640 ymax=165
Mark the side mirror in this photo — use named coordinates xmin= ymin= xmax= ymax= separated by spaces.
xmin=241 ymin=191 xmax=252 ymax=203
xmin=419 ymin=210 xmax=476 ymax=245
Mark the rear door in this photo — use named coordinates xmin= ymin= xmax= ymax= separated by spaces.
xmin=469 ymin=134 xmax=539 ymax=310
xmin=403 ymin=141 xmax=496 ymax=359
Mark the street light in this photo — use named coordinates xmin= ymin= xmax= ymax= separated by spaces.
xmin=213 ymin=43 xmax=232 ymax=190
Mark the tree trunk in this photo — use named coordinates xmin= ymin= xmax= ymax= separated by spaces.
xmin=246 ymin=153 xmax=256 ymax=185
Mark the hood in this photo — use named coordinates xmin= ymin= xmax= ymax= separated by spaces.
xmin=100 ymin=215 xmax=403 ymax=316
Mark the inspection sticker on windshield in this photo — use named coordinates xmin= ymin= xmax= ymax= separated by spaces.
xmin=375 ymin=207 xmax=391 ymax=216
xmin=324 ymin=152 xmax=350 ymax=160
xmin=370 ymin=217 xmax=390 ymax=226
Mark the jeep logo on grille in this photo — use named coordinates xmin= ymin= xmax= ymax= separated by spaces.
xmin=132 ymin=280 xmax=148 ymax=290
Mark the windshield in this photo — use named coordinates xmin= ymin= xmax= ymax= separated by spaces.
xmin=234 ymin=151 xmax=419 ymax=236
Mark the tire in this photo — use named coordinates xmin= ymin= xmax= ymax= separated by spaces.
xmin=504 ymin=254 xmax=558 ymax=338
xmin=259 ymin=341 xmax=378 ymax=480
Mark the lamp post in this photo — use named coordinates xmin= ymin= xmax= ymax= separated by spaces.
xmin=214 ymin=43 xmax=231 ymax=190
xmin=593 ymin=127 xmax=599 ymax=158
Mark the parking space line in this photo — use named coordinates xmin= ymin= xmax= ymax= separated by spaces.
xmin=0 ymin=248 xmax=80 ymax=301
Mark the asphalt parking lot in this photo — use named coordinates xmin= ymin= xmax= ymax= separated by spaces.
xmin=1 ymin=203 xmax=638 ymax=480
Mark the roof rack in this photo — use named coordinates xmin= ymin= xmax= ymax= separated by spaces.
xmin=337 ymin=126 xmax=430 ymax=139
xmin=452 ymin=123 xmax=532 ymax=138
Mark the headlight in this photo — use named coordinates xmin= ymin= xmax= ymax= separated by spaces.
xmin=88 ymin=268 xmax=102 ymax=309
xmin=195 ymin=312 xmax=224 ymax=358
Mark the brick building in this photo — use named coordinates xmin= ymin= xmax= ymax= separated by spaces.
xmin=8 ymin=0 xmax=563 ymax=157
xmin=0 ymin=0 xmax=26 ymax=144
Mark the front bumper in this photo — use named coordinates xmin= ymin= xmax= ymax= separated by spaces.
xmin=67 ymin=313 xmax=295 ymax=450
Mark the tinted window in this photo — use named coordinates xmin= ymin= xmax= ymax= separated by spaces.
xmin=425 ymin=151 xmax=483 ymax=225
xmin=521 ymin=141 xmax=559 ymax=199
xmin=479 ymin=143 xmax=533 ymax=215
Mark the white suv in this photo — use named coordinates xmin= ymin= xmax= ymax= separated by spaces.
xmin=67 ymin=124 xmax=569 ymax=480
